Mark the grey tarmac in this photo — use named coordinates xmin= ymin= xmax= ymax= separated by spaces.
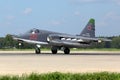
xmin=0 ymin=51 xmax=120 ymax=75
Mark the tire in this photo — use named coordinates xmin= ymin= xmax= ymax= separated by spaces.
xmin=64 ymin=47 xmax=70 ymax=54
xmin=35 ymin=48 xmax=41 ymax=54
xmin=51 ymin=47 xmax=58 ymax=54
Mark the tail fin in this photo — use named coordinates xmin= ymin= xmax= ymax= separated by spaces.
xmin=80 ymin=18 xmax=95 ymax=37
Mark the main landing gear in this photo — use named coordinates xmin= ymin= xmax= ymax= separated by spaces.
xmin=51 ymin=47 xmax=58 ymax=54
xmin=51 ymin=47 xmax=70 ymax=54
xmin=64 ymin=47 xmax=70 ymax=54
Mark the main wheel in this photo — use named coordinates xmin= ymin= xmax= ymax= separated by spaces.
xmin=51 ymin=47 xmax=58 ymax=54
xmin=64 ymin=47 xmax=70 ymax=54
xmin=35 ymin=47 xmax=41 ymax=54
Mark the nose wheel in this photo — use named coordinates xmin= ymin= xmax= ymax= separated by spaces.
xmin=35 ymin=47 xmax=41 ymax=54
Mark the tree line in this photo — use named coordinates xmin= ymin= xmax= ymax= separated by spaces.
xmin=0 ymin=34 xmax=120 ymax=49
xmin=0 ymin=34 xmax=34 ymax=49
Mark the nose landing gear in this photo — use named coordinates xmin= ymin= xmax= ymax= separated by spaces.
xmin=35 ymin=45 xmax=41 ymax=54
xmin=35 ymin=47 xmax=41 ymax=54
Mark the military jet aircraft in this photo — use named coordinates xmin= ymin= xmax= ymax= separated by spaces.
xmin=12 ymin=18 xmax=111 ymax=54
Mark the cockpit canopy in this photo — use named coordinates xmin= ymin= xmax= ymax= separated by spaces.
xmin=28 ymin=28 xmax=40 ymax=34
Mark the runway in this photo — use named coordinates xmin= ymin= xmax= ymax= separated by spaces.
xmin=0 ymin=51 xmax=120 ymax=75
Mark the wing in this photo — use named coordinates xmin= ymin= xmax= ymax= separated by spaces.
xmin=47 ymin=34 xmax=111 ymax=47
xmin=12 ymin=35 xmax=48 ymax=45
xmin=48 ymin=34 xmax=111 ymax=42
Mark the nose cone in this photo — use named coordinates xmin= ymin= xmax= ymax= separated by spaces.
xmin=11 ymin=35 xmax=21 ymax=40
xmin=12 ymin=33 xmax=30 ymax=41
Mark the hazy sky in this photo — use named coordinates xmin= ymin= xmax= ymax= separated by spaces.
xmin=0 ymin=0 xmax=120 ymax=37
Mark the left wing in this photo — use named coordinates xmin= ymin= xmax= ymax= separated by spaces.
xmin=46 ymin=34 xmax=111 ymax=47
xmin=47 ymin=34 xmax=111 ymax=43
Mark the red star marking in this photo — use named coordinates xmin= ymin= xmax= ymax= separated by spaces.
xmin=87 ymin=25 xmax=92 ymax=31
xmin=29 ymin=33 xmax=38 ymax=40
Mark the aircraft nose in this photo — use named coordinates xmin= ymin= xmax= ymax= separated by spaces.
xmin=11 ymin=33 xmax=29 ymax=41
xmin=11 ymin=35 xmax=20 ymax=40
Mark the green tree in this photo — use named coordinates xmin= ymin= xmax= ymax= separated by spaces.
xmin=0 ymin=37 xmax=5 ymax=48
xmin=4 ymin=34 xmax=15 ymax=48
xmin=111 ymin=37 xmax=120 ymax=48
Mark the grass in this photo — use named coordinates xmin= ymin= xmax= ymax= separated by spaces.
xmin=0 ymin=72 xmax=120 ymax=80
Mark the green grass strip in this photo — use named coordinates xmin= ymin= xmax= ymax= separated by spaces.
xmin=0 ymin=72 xmax=120 ymax=80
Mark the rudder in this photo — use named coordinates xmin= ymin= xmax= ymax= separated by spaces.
xmin=80 ymin=18 xmax=95 ymax=37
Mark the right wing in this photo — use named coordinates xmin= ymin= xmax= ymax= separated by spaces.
xmin=12 ymin=35 xmax=48 ymax=45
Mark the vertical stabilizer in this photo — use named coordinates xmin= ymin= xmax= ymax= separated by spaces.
xmin=80 ymin=18 xmax=95 ymax=37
